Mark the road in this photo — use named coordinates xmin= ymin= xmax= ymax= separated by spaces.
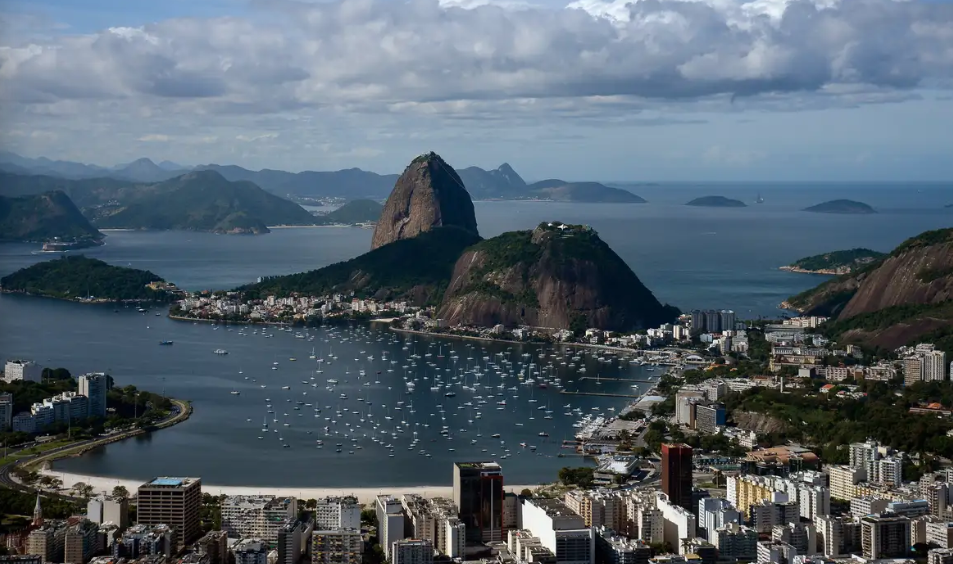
xmin=0 ymin=398 xmax=191 ymax=502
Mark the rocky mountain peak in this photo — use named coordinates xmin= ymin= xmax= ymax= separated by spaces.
xmin=370 ymin=152 xmax=478 ymax=250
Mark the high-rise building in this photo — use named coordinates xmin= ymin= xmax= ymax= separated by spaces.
xmin=711 ymin=524 xmax=757 ymax=561
xmin=0 ymin=392 xmax=13 ymax=431
xmin=277 ymin=520 xmax=313 ymax=564
xmin=594 ymin=528 xmax=651 ymax=564
xmin=78 ymin=373 xmax=110 ymax=418
xmin=64 ymin=519 xmax=101 ymax=564
xmin=697 ymin=498 xmax=741 ymax=540
xmin=861 ymin=514 xmax=911 ymax=560
xmin=312 ymin=529 xmax=364 ymax=564
xmin=521 ymin=498 xmax=595 ymax=564
xmin=313 ymin=496 xmax=361 ymax=530
xmin=221 ymin=495 xmax=298 ymax=543
xmin=4 ymin=360 xmax=42 ymax=383
xmin=453 ymin=462 xmax=505 ymax=543
xmin=87 ymin=494 xmax=129 ymax=529
xmin=719 ymin=311 xmax=736 ymax=334
xmin=661 ymin=444 xmax=693 ymax=512
xmin=195 ymin=530 xmax=229 ymax=564
xmin=905 ymin=357 xmax=923 ymax=386
xmin=376 ymin=495 xmax=406 ymax=560
xmin=233 ymin=539 xmax=270 ymax=564
xmin=26 ymin=524 xmax=66 ymax=563
xmin=924 ymin=351 xmax=949 ymax=382
xmin=136 ymin=477 xmax=202 ymax=547
xmin=391 ymin=539 xmax=434 ymax=564
xmin=693 ymin=405 xmax=726 ymax=434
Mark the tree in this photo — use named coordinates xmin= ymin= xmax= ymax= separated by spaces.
xmin=520 ymin=488 xmax=534 ymax=498
xmin=112 ymin=485 xmax=129 ymax=500
xmin=72 ymin=482 xmax=94 ymax=499
xmin=305 ymin=498 xmax=317 ymax=509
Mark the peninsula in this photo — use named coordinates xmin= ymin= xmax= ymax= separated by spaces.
xmin=802 ymin=199 xmax=876 ymax=214
xmin=313 ymin=199 xmax=382 ymax=226
xmin=685 ymin=195 xmax=747 ymax=208
xmin=780 ymin=248 xmax=885 ymax=275
xmin=0 ymin=256 xmax=179 ymax=302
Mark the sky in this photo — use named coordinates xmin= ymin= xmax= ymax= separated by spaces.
xmin=0 ymin=0 xmax=952 ymax=181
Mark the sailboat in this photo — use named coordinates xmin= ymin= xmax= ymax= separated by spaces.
xmin=756 ymin=192 xmax=764 ymax=204
xmin=309 ymin=347 xmax=316 ymax=359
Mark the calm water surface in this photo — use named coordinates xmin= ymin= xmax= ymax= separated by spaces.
xmin=1 ymin=186 xmax=950 ymax=486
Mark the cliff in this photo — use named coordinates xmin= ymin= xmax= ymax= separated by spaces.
xmin=0 ymin=191 xmax=103 ymax=242
xmin=370 ymin=152 xmax=478 ymax=250
xmin=437 ymin=222 xmax=678 ymax=331
xmin=787 ymin=228 xmax=953 ymax=352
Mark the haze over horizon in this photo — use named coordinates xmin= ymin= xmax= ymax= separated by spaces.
xmin=1 ymin=0 xmax=952 ymax=182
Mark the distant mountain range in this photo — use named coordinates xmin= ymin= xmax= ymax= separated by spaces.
xmin=0 ymin=151 xmax=641 ymax=203
xmin=0 ymin=170 xmax=317 ymax=236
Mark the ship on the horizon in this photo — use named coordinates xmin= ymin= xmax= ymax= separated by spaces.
xmin=756 ymin=193 xmax=765 ymax=204
xmin=159 ymin=340 xmax=174 ymax=346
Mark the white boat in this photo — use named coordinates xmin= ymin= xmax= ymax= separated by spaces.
xmin=230 ymin=391 xmax=241 ymax=395
xmin=213 ymin=349 xmax=228 ymax=355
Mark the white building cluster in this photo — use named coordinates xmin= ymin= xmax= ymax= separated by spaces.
xmin=6 ymin=372 xmax=109 ymax=433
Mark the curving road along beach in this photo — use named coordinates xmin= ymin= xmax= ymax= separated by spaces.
xmin=38 ymin=469 xmax=540 ymax=504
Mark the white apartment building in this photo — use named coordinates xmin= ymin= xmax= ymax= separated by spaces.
xmin=391 ymin=539 xmax=433 ymax=564
xmin=712 ymin=524 xmax=758 ymax=561
xmin=850 ymin=497 xmax=890 ymax=519
xmin=4 ymin=360 xmax=42 ymax=383
xmin=926 ymin=520 xmax=953 ymax=549
xmin=78 ymin=373 xmax=109 ymax=418
xmin=311 ymin=528 xmax=364 ymax=564
xmin=377 ymin=495 xmax=405 ymax=561
xmin=654 ymin=493 xmax=696 ymax=554
xmin=828 ymin=465 xmax=865 ymax=501
xmin=698 ymin=498 xmax=741 ymax=540
xmin=313 ymin=496 xmax=361 ymax=530
xmin=923 ymin=351 xmax=949 ymax=382
xmin=221 ymin=496 xmax=298 ymax=543
xmin=521 ymin=498 xmax=595 ymax=564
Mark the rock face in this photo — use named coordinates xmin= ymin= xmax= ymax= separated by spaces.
xmin=786 ymin=228 xmax=953 ymax=351
xmin=437 ymin=222 xmax=678 ymax=331
xmin=371 ymin=152 xmax=478 ymax=250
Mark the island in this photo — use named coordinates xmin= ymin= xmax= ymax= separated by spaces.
xmin=524 ymin=180 xmax=646 ymax=203
xmin=802 ymin=199 xmax=876 ymax=214
xmin=0 ymin=191 xmax=104 ymax=246
xmin=313 ymin=199 xmax=383 ymax=226
xmin=685 ymin=195 xmax=747 ymax=208
xmin=780 ymin=248 xmax=885 ymax=275
xmin=0 ymin=256 xmax=179 ymax=302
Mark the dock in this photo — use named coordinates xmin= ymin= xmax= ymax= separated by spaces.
xmin=578 ymin=376 xmax=656 ymax=383
xmin=560 ymin=390 xmax=643 ymax=398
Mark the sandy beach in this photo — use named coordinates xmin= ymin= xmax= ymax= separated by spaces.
xmin=39 ymin=470 xmax=542 ymax=504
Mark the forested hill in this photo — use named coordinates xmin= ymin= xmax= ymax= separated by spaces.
xmin=0 ymin=256 xmax=175 ymax=301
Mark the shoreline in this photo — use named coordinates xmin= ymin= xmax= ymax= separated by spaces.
xmin=0 ymin=289 xmax=170 ymax=306
xmin=38 ymin=469 xmax=542 ymax=504
xmin=778 ymin=265 xmax=847 ymax=276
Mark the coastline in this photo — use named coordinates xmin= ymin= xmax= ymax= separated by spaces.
xmin=38 ymin=469 xmax=541 ymax=504
xmin=0 ymin=289 xmax=170 ymax=306
xmin=778 ymin=265 xmax=848 ymax=276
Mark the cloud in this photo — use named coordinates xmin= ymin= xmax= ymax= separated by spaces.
xmin=0 ymin=0 xmax=950 ymax=116
xmin=138 ymin=134 xmax=170 ymax=142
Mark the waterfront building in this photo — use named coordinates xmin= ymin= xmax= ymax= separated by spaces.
xmin=391 ymin=539 xmax=434 ymax=564
xmin=220 ymin=495 xmax=298 ymax=543
xmin=233 ymin=539 xmax=269 ymax=564
xmin=11 ymin=410 xmax=35 ymax=433
xmin=4 ymin=360 xmax=42 ymax=383
xmin=860 ymin=513 xmax=911 ymax=560
xmin=376 ymin=495 xmax=405 ymax=560
xmin=453 ymin=461 xmax=505 ymax=543
xmin=136 ymin=477 xmax=202 ymax=547
xmin=504 ymin=492 xmax=520 ymax=531
xmin=87 ymin=495 xmax=129 ymax=529
xmin=661 ymin=444 xmax=693 ymax=512
xmin=521 ymin=498 xmax=595 ymax=564
xmin=313 ymin=496 xmax=360 ymax=530
xmin=311 ymin=529 xmax=364 ymax=564
xmin=0 ymin=392 xmax=12 ymax=431
xmin=401 ymin=494 xmax=465 ymax=557
xmin=195 ymin=530 xmax=229 ymax=564
xmin=78 ymin=373 xmax=110 ymax=418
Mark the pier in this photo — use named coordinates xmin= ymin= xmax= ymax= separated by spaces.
xmin=578 ymin=376 xmax=656 ymax=383
xmin=560 ymin=390 xmax=644 ymax=398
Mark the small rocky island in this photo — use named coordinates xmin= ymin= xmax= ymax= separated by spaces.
xmin=685 ymin=195 xmax=747 ymax=208
xmin=0 ymin=256 xmax=179 ymax=302
xmin=803 ymin=199 xmax=876 ymax=214
xmin=781 ymin=248 xmax=885 ymax=275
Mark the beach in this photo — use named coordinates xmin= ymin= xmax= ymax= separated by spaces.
xmin=38 ymin=469 xmax=542 ymax=504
